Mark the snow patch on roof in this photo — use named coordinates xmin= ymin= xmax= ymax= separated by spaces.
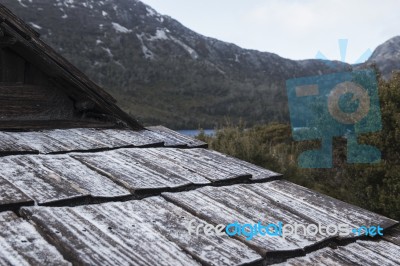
xmin=112 ymin=22 xmax=132 ymax=33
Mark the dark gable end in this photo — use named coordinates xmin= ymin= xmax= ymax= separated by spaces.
xmin=0 ymin=4 xmax=142 ymax=130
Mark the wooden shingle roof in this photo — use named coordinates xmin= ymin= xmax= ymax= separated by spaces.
xmin=0 ymin=130 xmax=398 ymax=266
xmin=0 ymin=3 xmax=399 ymax=266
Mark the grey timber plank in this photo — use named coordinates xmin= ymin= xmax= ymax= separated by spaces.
xmin=153 ymin=148 xmax=251 ymax=182
xmin=67 ymin=128 xmax=132 ymax=148
xmin=0 ymin=128 xmax=165 ymax=155
xmin=71 ymin=151 xmax=190 ymax=191
xmin=42 ymin=129 xmax=111 ymax=151
xmin=333 ymin=242 xmax=400 ymax=266
xmin=145 ymin=126 xmax=207 ymax=147
xmin=162 ymin=187 xmax=324 ymax=255
xmin=196 ymin=184 xmax=331 ymax=243
xmin=183 ymin=148 xmax=281 ymax=181
xmin=69 ymin=128 xmax=164 ymax=148
xmin=275 ymin=239 xmax=400 ymax=265
xmin=116 ymin=197 xmax=262 ymax=266
xmin=383 ymin=225 xmax=400 ymax=246
xmin=0 ymin=176 xmax=33 ymax=208
xmin=3 ymin=131 xmax=67 ymax=154
xmin=0 ymin=156 xmax=89 ymax=204
xmin=107 ymin=150 xmax=196 ymax=187
xmin=0 ymin=131 xmax=36 ymax=153
xmin=32 ymin=155 xmax=131 ymax=198
xmin=253 ymin=180 xmax=398 ymax=229
xmin=20 ymin=206 xmax=200 ymax=266
xmin=116 ymin=148 xmax=211 ymax=185
xmin=357 ymin=239 xmax=400 ymax=264
xmin=274 ymin=246 xmax=362 ymax=266
xmin=190 ymin=148 xmax=281 ymax=180
xmin=244 ymin=182 xmax=359 ymax=237
xmin=0 ymin=211 xmax=70 ymax=266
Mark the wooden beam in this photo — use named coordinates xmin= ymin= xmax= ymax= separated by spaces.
xmin=0 ymin=4 xmax=40 ymax=39
xmin=0 ymin=120 xmax=122 ymax=131
xmin=0 ymin=36 xmax=16 ymax=47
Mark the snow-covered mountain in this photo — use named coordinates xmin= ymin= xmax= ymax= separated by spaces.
xmin=4 ymin=0 xmax=388 ymax=129
xmin=367 ymin=36 xmax=400 ymax=80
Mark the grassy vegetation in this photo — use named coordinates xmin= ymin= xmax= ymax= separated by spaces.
xmin=197 ymin=73 xmax=400 ymax=221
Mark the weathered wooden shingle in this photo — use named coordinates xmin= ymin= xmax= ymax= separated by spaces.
xmin=71 ymin=151 xmax=194 ymax=191
xmin=0 ymin=131 xmax=36 ymax=154
xmin=68 ymin=128 xmax=164 ymax=148
xmin=179 ymin=148 xmax=281 ymax=181
xmin=383 ymin=225 xmax=400 ymax=246
xmin=0 ymin=211 xmax=70 ymax=265
xmin=42 ymin=128 xmax=122 ymax=151
xmin=20 ymin=205 xmax=201 ymax=266
xmin=115 ymin=197 xmax=262 ymax=266
xmin=19 ymin=197 xmax=262 ymax=266
xmin=0 ymin=177 xmax=33 ymax=209
xmin=21 ymin=197 xmax=262 ymax=266
xmin=71 ymin=148 xmax=257 ymax=193
xmin=145 ymin=126 xmax=207 ymax=147
xmin=2 ymin=128 xmax=159 ymax=154
xmin=276 ymin=240 xmax=400 ymax=266
xmin=249 ymin=180 xmax=398 ymax=230
xmin=162 ymin=181 xmax=398 ymax=256
xmin=0 ymin=128 xmax=205 ymax=154
xmin=163 ymin=185 xmax=327 ymax=255
xmin=356 ymin=239 xmax=400 ymax=264
xmin=145 ymin=148 xmax=252 ymax=182
xmin=0 ymin=154 xmax=130 ymax=205
xmin=116 ymin=149 xmax=211 ymax=185
xmin=3 ymin=131 xmax=66 ymax=154
xmin=31 ymin=155 xmax=131 ymax=198
xmin=0 ymin=156 xmax=89 ymax=204
xmin=273 ymin=246 xmax=352 ymax=265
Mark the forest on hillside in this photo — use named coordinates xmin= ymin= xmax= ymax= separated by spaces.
xmin=198 ymin=72 xmax=400 ymax=221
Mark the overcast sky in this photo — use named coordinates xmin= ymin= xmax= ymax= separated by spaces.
xmin=141 ymin=0 xmax=400 ymax=63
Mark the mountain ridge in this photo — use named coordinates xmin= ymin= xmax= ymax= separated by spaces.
xmin=3 ymin=0 xmax=396 ymax=129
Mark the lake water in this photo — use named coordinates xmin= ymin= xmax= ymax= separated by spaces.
xmin=177 ymin=129 xmax=215 ymax=137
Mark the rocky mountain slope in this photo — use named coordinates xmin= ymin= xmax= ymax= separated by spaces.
xmin=367 ymin=36 xmax=400 ymax=80
xmin=5 ymin=0 xmax=392 ymax=129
